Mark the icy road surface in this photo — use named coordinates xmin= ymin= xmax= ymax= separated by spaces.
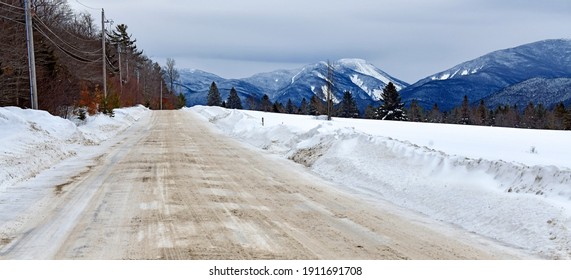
xmin=0 ymin=111 xmax=523 ymax=259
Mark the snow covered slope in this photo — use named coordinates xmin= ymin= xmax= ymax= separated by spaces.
xmin=484 ymin=77 xmax=571 ymax=109
xmin=402 ymin=39 xmax=571 ymax=110
xmin=190 ymin=106 xmax=571 ymax=259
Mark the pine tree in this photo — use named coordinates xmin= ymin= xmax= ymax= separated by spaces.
xmin=523 ymin=102 xmax=536 ymax=128
xmin=260 ymin=94 xmax=272 ymax=112
xmin=108 ymin=24 xmax=143 ymax=84
xmin=272 ymin=102 xmax=284 ymax=113
xmin=377 ymin=82 xmax=407 ymax=121
xmin=338 ymin=91 xmax=360 ymax=118
xmin=428 ymin=103 xmax=443 ymax=123
xmin=227 ymin=87 xmax=242 ymax=109
xmin=408 ymin=99 xmax=423 ymax=122
xmin=286 ymin=98 xmax=295 ymax=114
xmin=364 ymin=104 xmax=377 ymax=119
xmin=476 ymin=100 xmax=488 ymax=125
xmin=299 ymin=98 xmax=308 ymax=115
xmin=535 ymin=103 xmax=547 ymax=129
xmin=207 ymin=82 xmax=222 ymax=106
xmin=459 ymin=95 xmax=471 ymax=124
xmin=552 ymin=102 xmax=567 ymax=129
xmin=309 ymin=95 xmax=323 ymax=116
xmin=177 ymin=93 xmax=186 ymax=109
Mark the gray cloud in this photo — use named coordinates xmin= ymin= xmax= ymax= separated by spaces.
xmin=71 ymin=0 xmax=571 ymax=82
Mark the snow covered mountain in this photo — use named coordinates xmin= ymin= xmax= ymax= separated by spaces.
xmin=179 ymin=59 xmax=408 ymax=112
xmin=484 ymin=77 xmax=571 ymax=109
xmin=401 ymin=39 xmax=571 ymax=111
xmin=177 ymin=69 xmax=263 ymax=106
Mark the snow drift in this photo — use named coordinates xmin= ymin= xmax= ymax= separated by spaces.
xmin=0 ymin=106 xmax=150 ymax=189
xmin=189 ymin=106 xmax=571 ymax=259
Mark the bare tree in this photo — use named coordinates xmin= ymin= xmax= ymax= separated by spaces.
xmin=163 ymin=57 xmax=179 ymax=93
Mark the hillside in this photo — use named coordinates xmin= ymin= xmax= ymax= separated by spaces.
xmin=484 ymin=77 xmax=571 ymax=109
xmin=401 ymin=39 xmax=571 ymax=111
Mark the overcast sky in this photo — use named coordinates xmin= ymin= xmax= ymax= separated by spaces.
xmin=69 ymin=0 xmax=571 ymax=83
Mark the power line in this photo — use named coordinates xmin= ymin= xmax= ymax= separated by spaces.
xmin=33 ymin=15 xmax=101 ymax=57
xmin=33 ymin=23 xmax=102 ymax=64
xmin=0 ymin=14 xmax=24 ymax=25
xmin=0 ymin=1 xmax=25 ymax=10
xmin=74 ymin=0 xmax=99 ymax=11
xmin=0 ymin=4 xmax=25 ymax=16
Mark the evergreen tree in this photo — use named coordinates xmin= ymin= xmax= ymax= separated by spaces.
xmin=338 ymin=91 xmax=360 ymax=118
xmin=564 ymin=111 xmax=571 ymax=130
xmin=207 ymin=82 xmax=222 ymax=106
xmin=177 ymin=93 xmax=186 ymax=109
xmin=408 ymin=99 xmax=423 ymax=122
xmin=476 ymin=100 xmax=488 ymax=125
xmin=272 ymin=101 xmax=284 ymax=113
xmin=246 ymin=96 xmax=257 ymax=110
xmin=227 ymin=87 xmax=243 ymax=109
xmin=428 ymin=103 xmax=443 ymax=123
xmin=108 ymin=24 xmax=143 ymax=84
xmin=309 ymin=95 xmax=322 ymax=116
xmin=459 ymin=95 xmax=471 ymax=124
xmin=552 ymin=102 xmax=567 ymax=129
xmin=364 ymin=104 xmax=377 ymax=119
xmin=260 ymin=94 xmax=272 ymax=112
xmin=523 ymin=102 xmax=536 ymax=128
xmin=535 ymin=103 xmax=547 ymax=129
xmin=286 ymin=98 xmax=295 ymax=114
xmin=377 ymin=82 xmax=407 ymax=121
xmin=299 ymin=98 xmax=308 ymax=115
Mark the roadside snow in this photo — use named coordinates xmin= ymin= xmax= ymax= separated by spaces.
xmin=189 ymin=106 xmax=571 ymax=259
xmin=0 ymin=106 xmax=150 ymax=189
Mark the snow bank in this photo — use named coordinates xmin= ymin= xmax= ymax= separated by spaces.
xmin=189 ymin=106 xmax=571 ymax=259
xmin=0 ymin=106 xmax=150 ymax=189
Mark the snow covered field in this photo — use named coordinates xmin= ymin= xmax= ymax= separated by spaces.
xmin=189 ymin=106 xmax=571 ymax=259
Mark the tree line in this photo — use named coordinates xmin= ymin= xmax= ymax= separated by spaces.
xmin=206 ymin=80 xmax=571 ymax=131
xmin=0 ymin=0 xmax=181 ymax=118
xmin=407 ymin=95 xmax=571 ymax=130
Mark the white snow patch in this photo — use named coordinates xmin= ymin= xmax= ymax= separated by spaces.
xmin=291 ymin=68 xmax=305 ymax=84
xmin=190 ymin=106 xmax=571 ymax=259
xmin=350 ymin=74 xmax=382 ymax=101
xmin=338 ymin=59 xmax=399 ymax=90
xmin=439 ymin=73 xmax=451 ymax=80
xmin=0 ymin=106 xmax=150 ymax=190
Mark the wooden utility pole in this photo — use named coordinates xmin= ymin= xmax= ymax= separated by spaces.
xmin=24 ymin=0 xmax=38 ymax=109
xmin=101 ymin=9 xmax=107 ymax=99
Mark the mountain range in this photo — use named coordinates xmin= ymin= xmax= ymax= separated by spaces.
xmin=178 ymin=39 xmax=571 ymax=113
xmin=178 ymin=59 xmax=407 ymax=112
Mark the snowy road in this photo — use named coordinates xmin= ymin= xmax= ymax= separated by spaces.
xmin=0 ymin=111 xmax=522 ymax=259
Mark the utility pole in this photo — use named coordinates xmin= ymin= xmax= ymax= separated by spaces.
xmin=160 ymin=82 xmax=163 ymax=110
xmin=117 ymin=44 xmax=123 ymax=96
xmin=24 ymin=0 xmax=38 ymax=110
xmin=101 ymin=8 xmax=107 ymax=99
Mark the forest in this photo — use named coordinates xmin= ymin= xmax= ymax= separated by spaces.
xmin=0 ymin=0 xmax=182 ymax=118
